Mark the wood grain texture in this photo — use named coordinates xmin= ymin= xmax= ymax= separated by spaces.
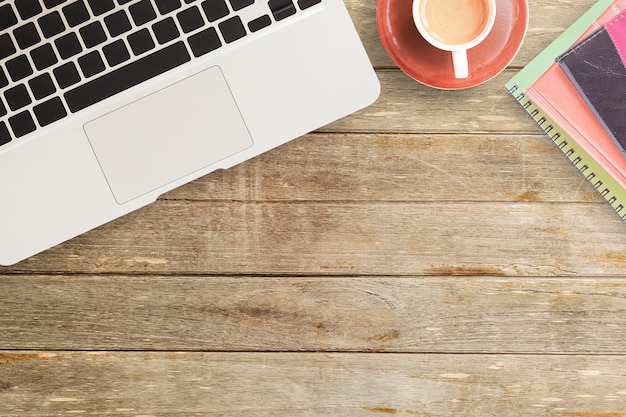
xmin=4 ymin=200 xmax=626 ymax=275
xmin=324 ymin=70 xmax=538 ymax=134
xmin=2 ymin=276 xmax=626 ymax=353
xmin=160 ymin=133 xmax=599 ymax=203
xmin=2 ymin=352 xmax=626 ymax=416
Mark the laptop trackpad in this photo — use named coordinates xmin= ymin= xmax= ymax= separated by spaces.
xmin=84 ymin=66 xmax=253 ymax=204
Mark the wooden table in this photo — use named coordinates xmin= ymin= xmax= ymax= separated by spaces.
xmin=3 ymin=0 xmax=626 ymax=415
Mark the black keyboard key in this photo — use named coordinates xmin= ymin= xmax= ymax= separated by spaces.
xmin=63 ymin=1 xmax=90 ymax=27
xmin=201 ymin=0 xmax=229 ymax=22
xmin=55 ymin=32 xmax=82 ymax=59
xmin=29 ymin=73 xmax=56 ymax=99
xmin=9 ymin=111 xmax=36 ymax=138
xmin=118 ymin=0 xmax=133 ymax=4
xmin=0 ymin=100 xmax=6 ymax=117
xmin=0 ymin=5 xmax=18 ymax=32
xmin=297 ymin=0 xmax=320 ymax=9
xmin=0 ymin=122 xmax=10 ymax=146
xmin=127 ymin=28 xmax=155 ymax=55
xmin=87 ymin=0 xmax=114 ymax=15
xmin=34 ymin=97 xmax=67 ymax=127
xmin=102 ymin=39 xmax=130 ymax=66
xmin=39 ymin=11 xmax=66 ymax=38
xmin=177 ymin=6 xmax=204 ymax=33
xmin=0 ymin=33 xmax=16 ymax=60
xmin=105 ymin=10 xmax=132 ymax=37
xmin=31 ymin=43 xmax=58 ymax=70
xmin=219 ymin=16 xmax=245 ymax=43
xmin=6 ymin=55 xmax=33 ymax=82
xmin=129 ymin=0 xmax=157 ymax=26
xmin=0 ymin=69 xmax=8 ymax=88
xmin=248 ymin=14 xmax=270 ymax=32
xmin=5 ymin=84 xmax=31 ymax=111
xmin=156 ymin=0 xmax=181 ymax=14
xmin=80 ymin=21 xmax=107 ymax=48
xmin=53 ymin=62 xmax=81 ymax=88
xmin=188 ymin=26 xmax=221 ymax=57
xmin=65 ymin=41 xmax=190 ymax=112
xmin=15 ymin=0 xmax=43 ymax=19
xmin=268 ymin=0 xmax=295 ymax=21
xmin=229 ymin=0 xmax=253 ymax=11
xmin=43 ymin=0 xmax=68 ymax=7
xmin=78 ymin=50 xmax=105 ymax=77
xmin=152 ymin=17 xmax=179 ymax=44
xmin=14 ymin=23 xmax=41 ymax=49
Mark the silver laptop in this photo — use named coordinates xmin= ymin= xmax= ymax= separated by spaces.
xmin=0 ymin=0 xmax=379 ymax=265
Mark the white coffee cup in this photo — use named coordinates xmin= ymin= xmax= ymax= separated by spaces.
xmin=412 ymin=0 xmax=497 ymax=79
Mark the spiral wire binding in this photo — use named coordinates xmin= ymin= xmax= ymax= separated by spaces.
xmin=507 ymin=84 xmax=626 ymax=219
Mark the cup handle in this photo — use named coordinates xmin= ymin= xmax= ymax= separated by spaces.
xmin=452 ymin=49 xmax=469 ymax=79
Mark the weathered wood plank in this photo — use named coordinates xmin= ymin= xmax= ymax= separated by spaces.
xmin=161 ymin=133 xmax=601 ymax=203
xmin=2 ymin=276 xmax=626 ymax=353
xmin=2 ymin=201 xmax=625 ymax=275
xmin=324 ymin=69 xmax=539 ymax=134
xmin=2 ymin=352 xmax=626 ymax=416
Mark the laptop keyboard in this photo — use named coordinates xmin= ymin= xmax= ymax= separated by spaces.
xmin=0 ymin=0 xmax=322 ymax=147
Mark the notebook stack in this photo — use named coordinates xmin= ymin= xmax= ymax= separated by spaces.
xmin=506 ymin=0 xmax=626 ymax=218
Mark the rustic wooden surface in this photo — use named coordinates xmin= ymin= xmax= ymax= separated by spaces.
xmin=3 ymin=0 xmax=626 ymax=415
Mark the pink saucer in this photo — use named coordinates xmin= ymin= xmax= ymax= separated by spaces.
xmin=377 ymin=0 xmax=528 ymax=89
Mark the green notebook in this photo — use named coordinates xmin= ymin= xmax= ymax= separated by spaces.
xmin=506 ymin=0 xmax=626 ymax=218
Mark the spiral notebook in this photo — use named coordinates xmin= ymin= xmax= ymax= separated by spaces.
xmin=506 ymin=0 xmax=626 ymax=218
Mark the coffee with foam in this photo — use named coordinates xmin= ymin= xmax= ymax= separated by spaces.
xmin=420 ymin=0 xmax=490 ymax=46
xmin=412 ymin=0 xmax=496 ymax=78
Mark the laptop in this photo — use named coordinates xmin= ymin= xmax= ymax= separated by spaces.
xmin=0 ymin=0 xmax=379 ymax=265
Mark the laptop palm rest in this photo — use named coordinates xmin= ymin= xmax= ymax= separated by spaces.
xmin=84 ymin=66 xmax=253 ymax=205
